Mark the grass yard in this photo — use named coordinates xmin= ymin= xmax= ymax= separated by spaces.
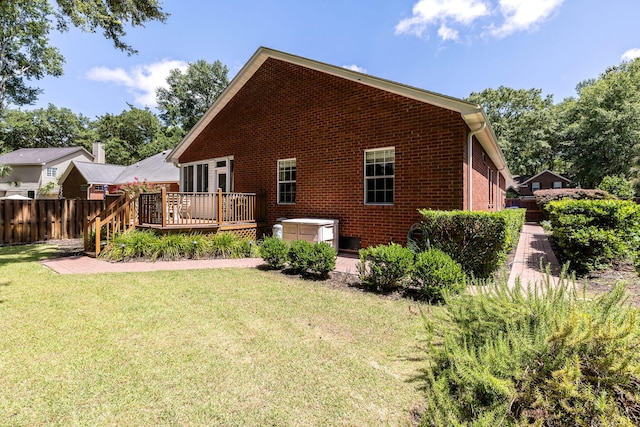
xmin=0 ymin=245 xmax=427 ymax=426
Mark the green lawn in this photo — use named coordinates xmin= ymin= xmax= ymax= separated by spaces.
xmin=0 ymin=245 xmax=427 ymax=426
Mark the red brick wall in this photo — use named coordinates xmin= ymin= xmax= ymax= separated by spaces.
xmin=519 ymin=172 xmax=570 ymax=196
xmin=180 ymin=58 xmax=497 ymax=248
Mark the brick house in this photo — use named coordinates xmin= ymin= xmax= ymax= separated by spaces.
xmin=168 ymin=47 xmax=512 ymax=249
xmin=512 ymin=170 xmax=572 ymax=198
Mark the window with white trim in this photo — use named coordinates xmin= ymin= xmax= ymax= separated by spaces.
xmin=278 ymin=159 xmax=296 ymax=204
xmin=531 ymin=182 xmax=541 ymax=191
xmin=46 ymin=167 xmax=57 ymax=177
xmin=181 ymin=163 xmax=209 ymax=192
xmin=365 ymin=148 xmax=394 ymax=205
xmin=553 ymin=181 xmax=562 ymax=189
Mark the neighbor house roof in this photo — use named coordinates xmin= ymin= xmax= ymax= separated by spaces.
xmin=69 ymin=162 xmax=126 ymax=184
xmin=0 ymin=147 xmax=92 ymax=165
xmin=516 ymin=170 xmax=572 ymax=186
xmin=114 ymin=150 xmax=179 ymax=184
xmin=168 ymin=47 xmax=512 ymax=184
xmin=61 ymin=150 xmax=179 ymax=187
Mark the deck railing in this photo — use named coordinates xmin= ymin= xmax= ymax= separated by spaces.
xmin=138 ymin=188 xmax=265 ymax=227
xmin=84 ymin=193 xmax=138 ymax=255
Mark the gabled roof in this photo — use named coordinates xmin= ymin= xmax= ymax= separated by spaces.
xmin=61 ymin=150 xmax=179 ymax=186
xmin=517 ymin=170 xmax=572 ymax=185
xmin=68 ymin=162 xmax=126 ymax=184
xmin=114 ymin=150 xmax=179 ymax=184
xmin=168 ymin=47 xmax=511 ymax=182
xmin=0 ymin=147 xmax=92 ymax=165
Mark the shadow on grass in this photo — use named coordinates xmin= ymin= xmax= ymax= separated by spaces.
xmin=0 ymin=244 xmax=58 ymax=266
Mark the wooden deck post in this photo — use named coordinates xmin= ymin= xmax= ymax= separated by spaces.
xmin=217 ymin=188 xmax=223 ymax=225
xmin=161 ymin=187 xmax=167 ymax=228
xmin=95 ymin=217 xmax=101 ymax=256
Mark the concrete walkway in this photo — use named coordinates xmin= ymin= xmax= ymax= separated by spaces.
xmin=507 ymin=223 xmax=560 ymax=286
xmin=41 ymin=251 xmax=361 ymax=275
xmin=41 ymin=225 xmax=558 ymax=285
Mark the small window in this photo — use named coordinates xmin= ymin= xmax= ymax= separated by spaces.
xmin=94 ymin=185 xmax=104 ymax=192
xmin=531 ymin=182 xmax=541 ymax=191
xmin=278 ymin=159 xmax=296 ymax=204
xmin=365 ymin=148 xmax=394 ymax=205
xmin=46 ymin=167 xmax=57 ymax=177
xmin=553 ymin=181 xmax=562 ymax=189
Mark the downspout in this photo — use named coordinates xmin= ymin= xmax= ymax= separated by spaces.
xmin=467 ymin=122 xmax=486 ymax=211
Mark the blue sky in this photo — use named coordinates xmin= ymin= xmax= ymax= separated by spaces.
xmin=31 ymin=0 xmax=640 ymax=119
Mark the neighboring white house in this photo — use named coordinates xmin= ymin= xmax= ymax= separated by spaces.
xmin=0 ymin=147 xmax=95 ymax=199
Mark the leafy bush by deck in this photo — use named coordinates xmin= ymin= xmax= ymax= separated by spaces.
xmin=597 ymin=175 xmax=635 ymax=200
xmin=259 ymin=236 xmax=289 ymax=269
xmin=545 ymin=199 xmax=640 ymax=272
xmin=418 ymin=209 xmax=525 ymax=278
xmin=421 ymin=274 xmax=640 ymax=426
xmin=100 ymin=230 xmax=256 ymax=261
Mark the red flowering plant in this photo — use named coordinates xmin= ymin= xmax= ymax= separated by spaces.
xmin=115 ymin=177 xmax=159 ymax=196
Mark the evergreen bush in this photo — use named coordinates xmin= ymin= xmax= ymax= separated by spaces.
xmin=420 ymin=273 xmax=640 ymax=426
xmin=259 ymin=236 xmax=289 ymax=269
xmin=419 ymin=210 xmax=514 ymax=278
xmin=545 ymin=199 xmax=640 ymax=272
xmin=597 ymin=174 xmax=635 ymax=200
xmin=411 ymin=248 xmax=465 ymax=302
xmin=357 ymin=243 xmax=413 ymax=293
xmin=306 ymin=242 xmax=337 ymax=278
xmin=534 ymin=188 xmax=613 ymax=207
xmin=288 ymin=239 xmax=314 ymax=273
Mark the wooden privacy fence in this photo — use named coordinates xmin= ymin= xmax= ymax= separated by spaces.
xmin=505 ymin=198 xmax=543 ymax=222
xmin=0 ymin=199 xmax=105 ymax=245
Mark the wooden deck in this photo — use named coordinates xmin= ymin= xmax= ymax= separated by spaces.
xmin=84 ymin=189 xmax=267 ymax=256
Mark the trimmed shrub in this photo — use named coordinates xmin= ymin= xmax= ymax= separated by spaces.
xmin=500 ymin=208 xmax=526 ymax=253
xmin=357 ymin=243 xmax=413 ymax=293
xmin=546 ymin=199 xmax=640 ymax=272
xmin=306 ymin=242 xmax=337 ymax=278
xmin=420 ymin=274 xmax=640 ymax=426
xmin=288 ymin=239 xmax=314 ymax=273
xmin=411 ymin=248 xmax=466 ymax=302
xmin=259 ymin=236 xmax=289 ymax=269
xmin=597 ymin=174 xmax=635 ymax=200
xmin=419 ymin=210 xmax=514 ymax=278
xmin=534 ymin=188 xmax=613 ymax=208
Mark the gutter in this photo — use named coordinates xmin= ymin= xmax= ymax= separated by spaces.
xmin=467 ymin=122 xmax=486 ymax=212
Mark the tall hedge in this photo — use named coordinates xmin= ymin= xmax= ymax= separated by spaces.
xmin=545 ymin=199 xmax=640 ymax=272
xmin=418 ymin=209 xmax=525 ymax=278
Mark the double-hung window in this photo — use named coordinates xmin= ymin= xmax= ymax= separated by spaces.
xmin=182 ymin=163 xmax=209 ymax=192
xmin=46 ymin=167 xmax=57 ymax=178
xmin=365 ymin=148 xmax=394 ymax=205
xmin=278 ymin=159 xmax=296 ymax=204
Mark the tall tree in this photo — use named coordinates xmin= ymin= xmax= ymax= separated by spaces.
xmin=0 ymin=104 xmax=96 ymax=151
xmin=557 ymin=59 xmax=640 ymax=188
xmin=0 ymin=0 xmax=167 ymax=115
xmin=156 ymin=59 xmax=230 ymax=132
xmin=467 ymin=87 xmax=557 ymax=176
xmin=0 ymin=0 xmax=64 ymax=114
xmin=95 ymin=105 xmax=180 ymax=165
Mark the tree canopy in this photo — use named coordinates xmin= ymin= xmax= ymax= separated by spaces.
xmin=0 ymin=0 xmax=167 ymax=114
xmin=156 ymin=60 xmax=230 ymax=132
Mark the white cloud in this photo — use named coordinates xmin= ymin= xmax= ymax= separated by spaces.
xmin=343 ymin=64 xmax=367 ymax=73
xmin=438 ymin=24 xmax=459 ymax=41
xmin=395 ymin=0 xmax=490 ymax=37
xmin=395 ymin=0 xmax=564 ymax=41
xmin=622 ymin=48 xmax=640 ymax=61
xmin=490 ymin=0 xmax=565 ymax=38
xmin=86 ymin=59 xmax=188 ymax=108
